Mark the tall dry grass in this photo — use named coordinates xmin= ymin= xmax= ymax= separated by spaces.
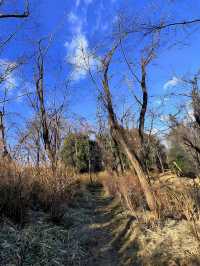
xmin=101 ymin=172 xmax=145 ymax=211
xmin=101 ymin=171 xmax=200 ymax=265
xmin=0 ymin=160 xmax=79 ymax=225
xmin=102 ymin=171 xmax=200 ymax=227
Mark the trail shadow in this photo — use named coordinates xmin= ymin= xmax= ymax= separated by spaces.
xmin=112 ymin=216 xmax=135 ymax=248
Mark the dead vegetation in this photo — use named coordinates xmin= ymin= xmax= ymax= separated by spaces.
xmin=100 ymin=170 xmax=200 ymax=265
xmin=0 ymin=161 xmax=79 ymax=225
xmin=0 ymin=161 xmax=90 ymax=265
xmin=0 ymin=159 xmax=200 ymax=265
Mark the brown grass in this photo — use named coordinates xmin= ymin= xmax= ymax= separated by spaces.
xmin=101 ymin=171 xmax=200 ymax=265
xmin=101 ymin=171 xmax=200 ymax=226
xmin=0 ymin=163 xmax=200 ymax=265
xmin=0 ymin=160 xmax=79 ymax=225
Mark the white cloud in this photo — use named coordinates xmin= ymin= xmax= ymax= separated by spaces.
xmin=91 ymin=1 xmax=113 ymax=34
xmin=163 ymin=76 xmax=181 ymax=90
xmin=66 ymin=7 xmax=99 ymax=81
xmin=65 ymin=33 xmax=99 ymax=81
xmin=155 ymin=99 xmax=161 ymax=105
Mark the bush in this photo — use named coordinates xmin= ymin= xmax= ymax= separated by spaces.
xmin=61 ymin=133 xmax=103 ymax=173
xmin=168 ymin=142 xmax=197 ymax=176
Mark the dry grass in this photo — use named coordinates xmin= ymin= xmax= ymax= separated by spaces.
xmin=0 ymin=161 xmax=80 ymax=225
xmin=0 ymin=161 xmax=93 ymax=265
xmin=101 ymin=170 xmax=200 ymax=265
xmin=136 ymin=219 xmax=200 ymax=266
xmin=101 ymin=171 xmax=146 ymax=211
xmin=1 ymin=162 xmax=200 ymax=265
xmin=101 ymin=171 xmax=200 ymax=221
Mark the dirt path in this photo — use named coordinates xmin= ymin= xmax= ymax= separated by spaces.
xmin=71 ymin=182 xmax=123 ymax=266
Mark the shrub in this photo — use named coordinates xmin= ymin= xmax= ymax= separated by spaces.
xmin=61 ymin=133 xmax=103 ymax=173
xmin=168 ymin=142 xmax=197 ymax=176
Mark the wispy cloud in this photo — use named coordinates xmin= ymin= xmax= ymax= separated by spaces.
xmin=163 ymin=76 xmax=181 ymax=90
xmin=0 ymin=59 xmax=33 ymax=104
xmin=65 ymin=33 xmax=99 ymax=81
xmin=66 ymin=6 xmax=100 ymax=81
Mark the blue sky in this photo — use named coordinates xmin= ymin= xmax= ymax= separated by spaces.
xmin=1 ymin=0 xmax=200 ymax=142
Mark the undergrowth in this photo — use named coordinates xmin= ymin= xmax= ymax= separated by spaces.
xmin=0 ymin=161 xmax=79 ymax=225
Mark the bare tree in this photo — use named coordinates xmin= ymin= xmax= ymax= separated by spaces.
xmin=0 ymin=60 xmax=24 ymax=160
xmin=34 ymin=40 xmax=67 ymax=171
xmin=119 ymin=20 xmax=161 ymax=173
xmin=34 ymin=42 xmax=56 ymax=170
xmin=98 ymin=44 xmax=157 ymax=212
xmin=16 ymin=117 xmax=43 ymax=167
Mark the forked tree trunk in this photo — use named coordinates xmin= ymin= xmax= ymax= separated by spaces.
xmin=101 ymin=48 xmax=157 ymax=212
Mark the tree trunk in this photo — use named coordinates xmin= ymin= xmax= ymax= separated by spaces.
xmin=35 ymin=48 xmax=56 ymax=172
xmin=111 ymin=120 xmax=157 ymax=212
xmin=139 ymin=63 xmax=148 ymax=144
xmin=156 ymin=150 xmax=164 ymax=173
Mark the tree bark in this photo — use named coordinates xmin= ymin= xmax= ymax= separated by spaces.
xmin=139 ymin=62 xmax=148 ymax=144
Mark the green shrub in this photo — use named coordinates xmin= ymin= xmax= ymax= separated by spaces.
xmin=61 ymin=133 xmax=102 ymax=173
